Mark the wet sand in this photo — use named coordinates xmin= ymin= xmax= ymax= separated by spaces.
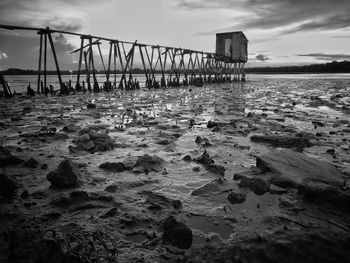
xmin=1 ymin=79 xmax=350 ymax=262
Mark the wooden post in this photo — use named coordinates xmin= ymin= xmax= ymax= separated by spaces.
xmin=47 ymin=29 xmax=63 ymax=92
xmin=37 ymin=31 xmax=43 ymax=93
xmin=113 ymin=43 xmax=117 ymax=88
xmin=76 ymin=36 xmax=84 ymax=87
xmin=107 ymin=41 xmax=113 ymax=82
xmin=139 ymin=45 xmax=149 ymax=86
xmin=44 ymin=31 xmax=47 ymax=91
xmin=84 ymin=50 xmax=91 ymax=91
xmin=145 ymin=46 xmax=155 ymax=82
xmin=88 ymin=37 xmax=98 ymax=91
xmin=116 ymin=42 xmax=127 ymax=88
xmin=97 ymin=41 xmax=108 ymax=78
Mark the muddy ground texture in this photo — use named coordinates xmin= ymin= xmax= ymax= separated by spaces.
xmin=1 ymin=78 xmax=350 ymax=262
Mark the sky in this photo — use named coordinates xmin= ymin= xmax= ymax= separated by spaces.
xmin=0 ymin=0 xmax=350 ymax=70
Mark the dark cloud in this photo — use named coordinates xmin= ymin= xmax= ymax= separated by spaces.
xmin=178 ymin=0 xmax=350 ymax=34
xmin=255 ymin=54 xmax=270 ymax=62
xmin=297 ymin=53 xmax=350 ymax=61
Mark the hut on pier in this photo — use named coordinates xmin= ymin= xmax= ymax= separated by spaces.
xmin=215 ymin=31 xmax=248 ymax=62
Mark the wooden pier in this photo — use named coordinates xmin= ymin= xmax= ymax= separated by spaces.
xmin=0 ymin=24 xmax=248 ymax=96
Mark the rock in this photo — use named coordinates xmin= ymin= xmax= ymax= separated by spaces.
xmin=239 ymin=177 xmax=270 ymax=195
xmin=99 ymin=162 xmax=126 ymax=172
xmin=133 ymin=154 xmax=165 ymax=174
xmin=269 ymin=185 xmax=288 ymax=194
xmin=299 ymin=181 xmax=350 ymax=210
xmin=227 ymin=190 xmax=246 ymax=204
xmin=191 ymin=181 xmax=222 ymax=197
xmin=81 ymin=140 xmax=95 ymax=151
xmin=0 ymin=173 xmax=17 ymax=197
xmin=207 ymin=120 xmax=224 ymax=128
xmin=141 ymin=190 xmax=182 ymax=210
xmin=62 ymin=124 xmax=81 ymax=133
xmin=195 ymin=136 xmax=212 ymax=147
xmin=0 ymin=146 xmax=24 ymax=167
xmin=250 ymin=135 xmax=312 ymax=148
xmin=183 ymin=155 xmax=192 ymax=162
xmin=100 ymin=207 xmax=118 ymax=218
xmin=193 ymin=150 xmax=226 ymax=175
xmin=89 ymin=132 xmax=114 ymax=152
xmin=87 ymin=103 xmax=96 ymax=109
xmin=47 ymin=159 xmax=81 ymax=188
xmin=256 ymin=150 xmax=344 ymax=188
xmin=162 ymin=216 xmax=192 ymax=249
xmin=24 ymin=157 xmax=39 ymax=168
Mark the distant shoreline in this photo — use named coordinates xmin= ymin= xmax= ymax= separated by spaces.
xmin=2 ymin=60 xmax=350 ymax=75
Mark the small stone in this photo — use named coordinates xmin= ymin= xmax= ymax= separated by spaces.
xmin=239 ymin=177 xmax=270 ymax=195
xmin=87 ymin=103 xmax=96 ymax=109
xmin=99 ymin=162 xmax=126 ymax=172
xmin=20 ymin=190 xmax=29 ymax=199
xmin=24 ymin=157 xmax=39 ymax=168
xmin=227 ymin=190 xmax=246 ymax=204
xmin=82 ymin=140 xmax=95 ymax=151
xmin=183 ymin=155 xmax=192 ymax=162
xmin=46 ymin=159 xmax=81 ymax=188
xmin=162 ymin=216 xmax=192 ymax=249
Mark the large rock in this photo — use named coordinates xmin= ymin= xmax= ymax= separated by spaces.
xmin=47 ymin=159 xmax=81 ymax=188
xmin=162 ymin=216 xmax=193 ymax=249
xmin=250 ymin=135 xmax=312 ymax=149
xmin=0 ymin=173 xmax=17 ymax=197
xmin=257 ymin=150 xmax=344 ymax=188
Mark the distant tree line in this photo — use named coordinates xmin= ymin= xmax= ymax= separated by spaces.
xmin=1 ymin=60 xmax=350 ymax=75
xmin=245 ymin=60 xmax=350 ymax=74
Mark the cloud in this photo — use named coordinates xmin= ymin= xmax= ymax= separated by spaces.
xmin=297 ymin=53 xmax=350 ymax=61
xmin=178 ymin=0 xmax=350 ymax=34
xmin=255 ymin=54 xmax=270 ymax=62
xmin=0 ymin=52 xmax=8 ymax=60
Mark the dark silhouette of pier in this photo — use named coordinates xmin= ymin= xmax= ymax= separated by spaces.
xmin=0 ymin=24 xmax=247 ymax=96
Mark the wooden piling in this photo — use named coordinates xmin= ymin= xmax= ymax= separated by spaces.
xmin=47 ymin=29 xmax=63 ymax=92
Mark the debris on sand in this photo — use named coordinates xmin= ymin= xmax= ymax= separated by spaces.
xmin=250 ymin=135 xmax=312 ymax=149
xmin=5 ymin=227 xmax=84 ymax=263
xmin=193 ymin=151 xmax=226 ymax=176
xmin=47 ymin=159 xmax=81 ymax=188
xmin=0 ymin=173 xmax=17 ymax=197
xmin=132 ymin=154 xmax=165 ymax=174
xmin=162 ymin=215 xmax=193 ymax=249
xmin=0 ymin=146 xmax=24 ymax=167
